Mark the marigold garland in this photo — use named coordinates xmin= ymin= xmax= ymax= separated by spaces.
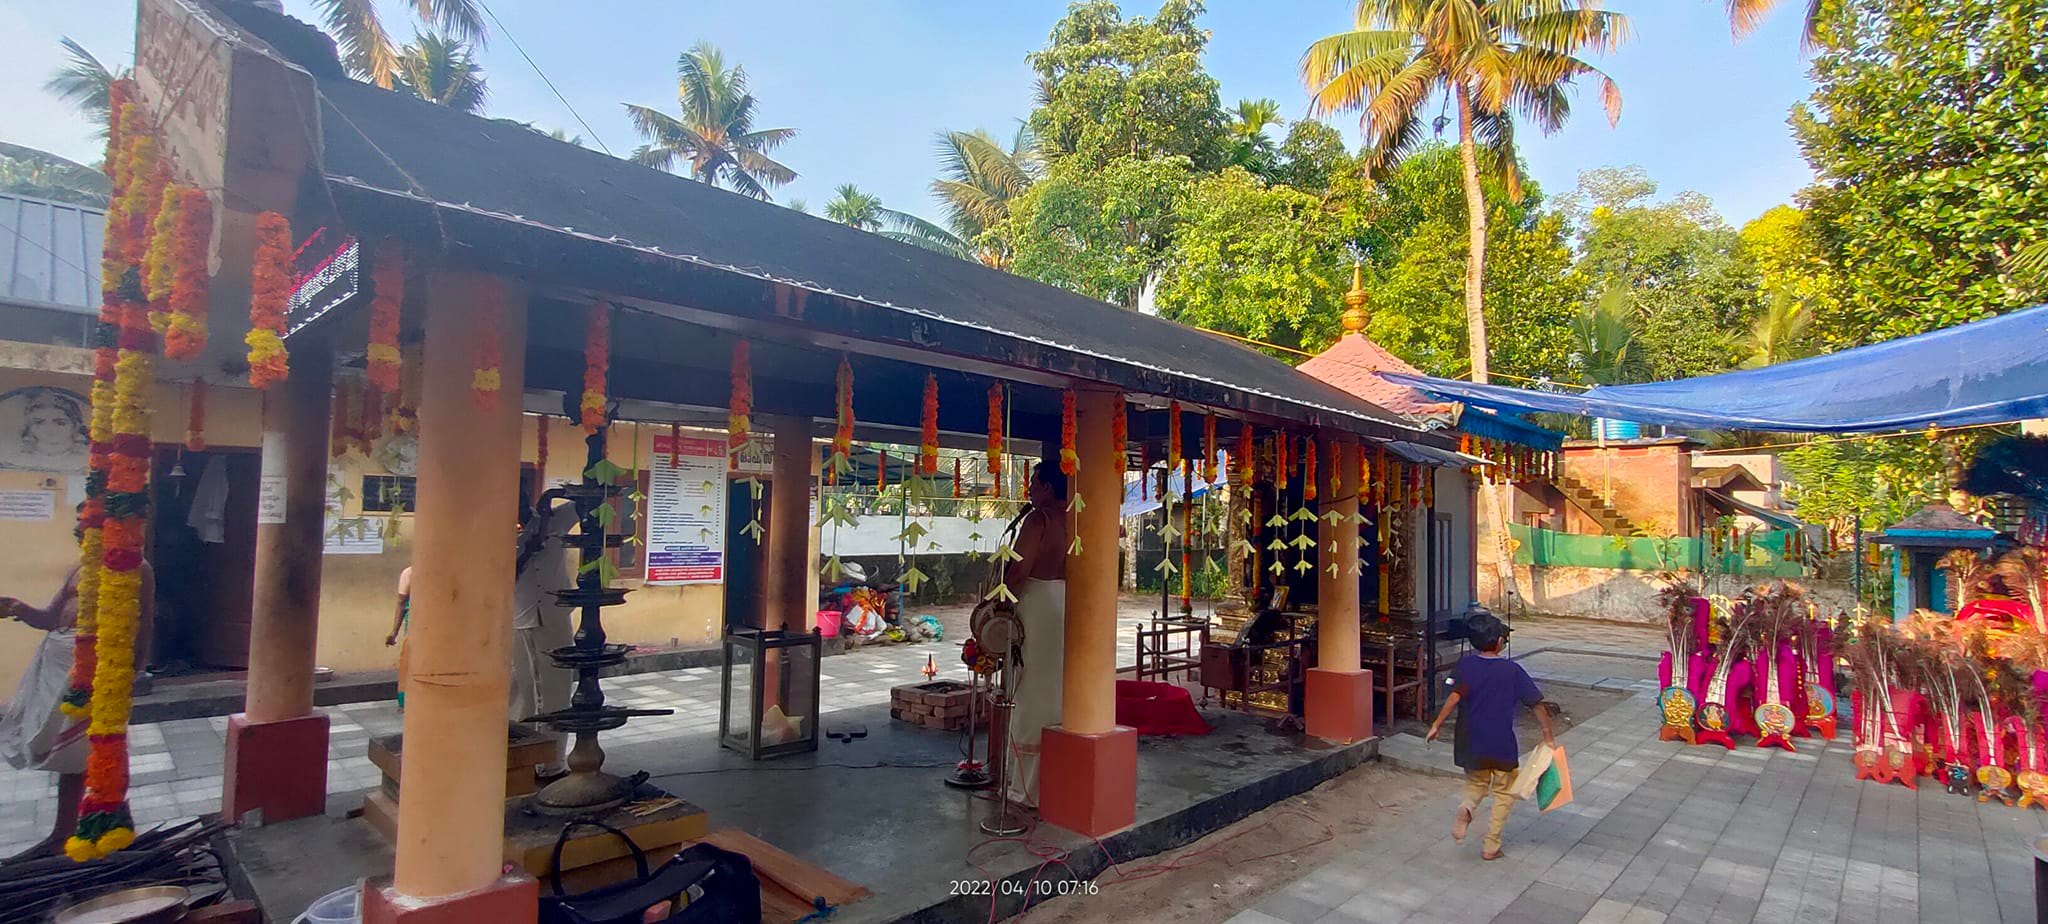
xmin=159 ymin=187 xmax=210 ymax=361
xmin=471 ymin=284 xmax=504 ymax=411
xmin=919 ymin=373 xmax=939 ymax=476
xmin=1167 ymin=401 xmax=1183 ymax=474
xmin=1110 ymin=394 xmax=1127 ymax=464
xmin=1059 ymin=390 xmax=1078 ymax=478
xmin=118 ymin=133 xmax=162 ymax=270
xmin=668 ymin=421 xmax=680 ymax=469
xmin=1328 ymin=439 xmax=1341 ymax=500
xmin=1202 ymin=413 xmax=1218 ymax=484
xmin=1303 ymin=436 xmax=1318 ymax=502
xmin=70 ymin=295 xmax=155 ymax=861
xmin=578 ymin=301 xmax=609 ymax=431
xmin=1274 ymin=433 xmax=1289 ymax=491
xmin=877 ymin=448 xmax=888 ymax=490
xmin=831 ymin=358 xmax=854 ymax=484
xmin=1236 ymin=424 xmax=1254 ymax=485
xmin=185 ymin=379 xmax=206 ymax=452
xmin=143 ymin=184 xmax=179 ymax=306
xmin=245 ymin=212 xmax=293 ymax=389
xmin=64 ymin=82 xmax=135 ymax=721
xmin=537 ymin=414 xmax=551 ymax=476
xmin=728 ymin=340 xmax=751 ymax=470
xmin=366 ymin=238 xmax=403 ymax=393
xmin=389 ymin=344 xmax=421 ymax=433
xmin=986 ymin=384 xmax=1003 ymax=496
xmin=953 ymin=458 xmax=963 ymax=498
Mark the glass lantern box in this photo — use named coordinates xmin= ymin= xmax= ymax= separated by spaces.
xmin=719 ymin=627 xmax=822 ymax=759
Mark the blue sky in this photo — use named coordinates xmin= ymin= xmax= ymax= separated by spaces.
xmin=4 ymin=1 xmax=1816 ymax=226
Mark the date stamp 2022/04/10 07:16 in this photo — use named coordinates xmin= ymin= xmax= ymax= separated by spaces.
xmin=950 ymin=878 xmax=1102 ymax=899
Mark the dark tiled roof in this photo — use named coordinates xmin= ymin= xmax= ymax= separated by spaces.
xmin=305 ymin=75 xmax=1423 ymax=438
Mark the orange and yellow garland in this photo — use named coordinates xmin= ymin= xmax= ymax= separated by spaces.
xmin=831 ymin=358 xmax=854 ymax=484
xmin=1167 ymin=401 xmax=1183 ymax=474
xmin=986 ymin=385 xmax=1003 ymax=496
xmin=64 ymin=82 xmax=137 ymax=722
xmin=1303 ymin=435 xmax=1318 ymax=502
xmin=728 ymin=340 xmax=750 ymax=469
xmin=161 ymin=187 xmax=209 ymax=361
xmin=1202 ymin=413 xmax=1217 ymax=484
xmin=185 ymin=379 xmax=206 ymax=452
xmin=920 ymin=373 xmax=940 ymax=476
xmin=578 ymin=301 xmax=609 ymax=431
xmin=1274 ymin=433 xmax=1289 ymax=491
xmin=1235 ymin=424 xmax=1254 ymax=485
xmin=1059 ymin=390 xmax=1079 ymax=479
xmin=366 ymin=239 xmax=403 ymax=394
xmin=245 ymin=212 xmax=293 ymax=389
xmin=1110 ymin=394 xmax=1127 ymax=461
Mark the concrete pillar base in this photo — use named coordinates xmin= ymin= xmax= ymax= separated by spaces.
xmin=222 ymin=712 xmax=330 ymax=824
xmin=1304 ymin=668 xmax=1376 ymax=744
xmin=1037 ymin=725 xmax=1137 ymax=837
xmin=363 ymin=873 xmax=538 ymax=924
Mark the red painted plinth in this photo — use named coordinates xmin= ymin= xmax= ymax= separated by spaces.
xmin=363 ymin=873 xmax=538 ymax=924
xmin=222 ymin=712 xmax=329 ymax=825
xmin=1304 ymin=668 xmax=1375 ymax=744
xmin=1037 ymin=725 xmax=1137 ymax=837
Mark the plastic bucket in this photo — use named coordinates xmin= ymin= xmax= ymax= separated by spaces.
xmin=296 ymin=886 xmax=361 ymax=924
xmin=816 ymin=610 xmax=843 ymax=638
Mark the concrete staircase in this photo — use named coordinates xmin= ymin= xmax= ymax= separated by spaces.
xmin=1557 ymin=474 xmax=1647 ymax=537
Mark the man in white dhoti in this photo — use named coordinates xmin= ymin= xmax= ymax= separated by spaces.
xmin=511 ymin=497 xmax=578 ymax=778
xmin=1003 ymin=460 xmax=1069 ymax=809
xmin=1 ymin=559 xmax=153 ymax=860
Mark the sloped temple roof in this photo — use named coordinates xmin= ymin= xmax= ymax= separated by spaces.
xmin=295 ymin=72 xmax=1429 ymax=443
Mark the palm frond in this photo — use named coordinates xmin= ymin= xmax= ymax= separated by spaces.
xmin=2009 ymin=240 xmax=2048 ymax=288
xmin=311 ymin=0 xmax=401 ymax=88
xmin=1512 ymin=9 xmax=1631 ymax=55
xmin=43 ymin=38 xmax=117 ymax=134
xmin=408 ymin=0 xmax=488 ymax=46
xmin=878 ymin=208 xmax=972 ymax=259
xmin=1300 ymin=29 xmax=1422 ymax=118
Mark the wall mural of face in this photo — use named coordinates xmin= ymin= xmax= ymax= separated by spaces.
xmin=0 ymin=386 xmax=92 ymax=473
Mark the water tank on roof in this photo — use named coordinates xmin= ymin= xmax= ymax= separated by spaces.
xmin=1595 ymin=418 xmax=1641 ymax=441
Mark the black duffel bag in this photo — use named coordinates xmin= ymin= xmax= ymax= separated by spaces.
xmin=538 ymin=820 xmax=761 ymax=924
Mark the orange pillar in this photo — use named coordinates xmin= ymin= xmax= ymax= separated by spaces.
xmin=365 ymin=273 xmax=537 ymax=923
xmin=1040 ymin=389 xmax=1136 ymax=836
xmin=1307 ymin=437 xmax=1373 ymax=743
xmin=762 ymin=415 xmax=813 ymax=632
xmin=222 ymin=345 xmax=333 ymax=824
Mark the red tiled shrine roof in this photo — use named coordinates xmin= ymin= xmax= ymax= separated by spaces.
xmin=1296 ymin=334 xmax=1457 ymax=426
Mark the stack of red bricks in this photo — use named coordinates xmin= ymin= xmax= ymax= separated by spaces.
xmin=889 ymin=680 xmax=987 ymax=731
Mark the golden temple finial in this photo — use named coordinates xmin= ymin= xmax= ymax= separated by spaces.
xmin=1340 ymin=263 xmax=1369 ymax=334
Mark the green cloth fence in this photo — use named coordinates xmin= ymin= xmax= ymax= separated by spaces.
xmin=1508 ymin=524 xmax=1804 ymax=577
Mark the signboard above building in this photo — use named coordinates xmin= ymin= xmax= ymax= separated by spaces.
xmin=286 ymin=235 xmax=363 ymax=337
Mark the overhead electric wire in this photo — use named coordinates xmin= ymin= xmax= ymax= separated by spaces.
xmin=474 ymin=0 xmax=614 ymax=156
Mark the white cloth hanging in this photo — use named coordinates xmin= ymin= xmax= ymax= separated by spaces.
xmin=186 ymin=455 xmax=230 ymax=543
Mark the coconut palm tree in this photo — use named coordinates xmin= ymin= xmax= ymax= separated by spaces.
xmin=1724 ymin=0 xmax=1821 ymax=46
xmin=929 ymin=127 xmax=1038 ymax=268
xmin=1225 ymin=98 xmax=1283 ymax=174
xmin=1573 ymin=282 xmax=1644 ymax=386
xmin=394 ymin=33 xmax=488 ymax=114
xmin=824 ymin=184 xmax=885 ymax=230
xmin=1740 ymin=291 xmax=1814 ymax=369
xmin=43 ymin=38 xmax=120 ymax=138
xmin=311 ymin=0 xmax=487 ymax=90
xmin=786 ymin=198 xmax=810 ymax=215
xmin=1302 ymin=0 xmax=1628 ymax=386
xmin=625 ymin=43 xmax=797 ymax=201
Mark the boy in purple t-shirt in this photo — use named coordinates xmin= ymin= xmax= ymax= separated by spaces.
xmin=1425 ymin=610 xmax=1554 ymax=859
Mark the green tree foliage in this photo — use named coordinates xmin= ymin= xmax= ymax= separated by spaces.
xmin=1570 ymin=167 xmax=1759 ymax=380
xmin=1301 ymin=0 xmax=1628 ymax=384
xmin=312 ymin=0 xmax=486 ymax=90
xmin=1273 ymin=121 xmax=1350 ymax=194
xmin=0 ymin=142 xmax=110 ymax=208
xmin=1154 ymin=168 xmax=1346 ymax=349
xmin=996 ymin=156 xmax=1195 ymax=308
xmin=1780 ymin=434 xmax=1957 ymax=530
xmin=1355 ymin=147 xmax=1582 ymax=380
xmin=1224 ymin=98 xmax=1283 ymax=178
xmin=929 ymin=127 xmax=1039 ymax=268
xmin=43 ymin=38 xmax=118 ymax=138
xmin=393 ymin=33 xmax=488 ymax=114
xmin=1027 ymin=0 xmax=1227 ymax=170
xmin=625 ymin=43 xmax=798 ymax=200
xmin=1739 ymin=204 xmax=1835 ymax=349
xmin=824 ymin=183 xmax=885 ymax=229
xmin=1793 ymin=0 xmax=2048 ymax=345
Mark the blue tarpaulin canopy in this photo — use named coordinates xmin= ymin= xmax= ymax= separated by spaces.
xmin=1383 ymin=305 xmax=2048 ymax=433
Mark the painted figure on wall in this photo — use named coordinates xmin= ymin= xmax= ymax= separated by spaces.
xmin=0 ymin=387 xmax=91 ymax=473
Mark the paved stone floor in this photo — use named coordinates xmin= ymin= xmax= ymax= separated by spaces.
xmin=1230 ymin=660 xmax=2048 ymax=923
xmin=0 ymin=605 xmax=1148 ymax=856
